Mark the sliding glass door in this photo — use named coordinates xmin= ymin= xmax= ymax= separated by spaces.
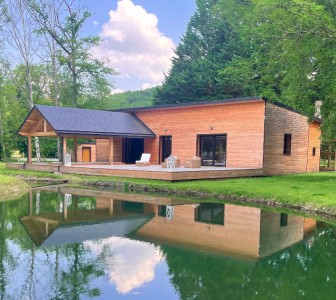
xmin=199 ymin=135 xmax=227 ymax=166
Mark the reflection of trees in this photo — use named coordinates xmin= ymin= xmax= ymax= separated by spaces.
xmin=162 ymin=228 xmax=336 ymax=299
xmin=1 ymin=194 xmax=104 ymax=299
xmin=0 ymin=202 xmax=7 ymax=300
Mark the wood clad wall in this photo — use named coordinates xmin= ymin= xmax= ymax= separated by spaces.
xmin=112 ymin=138 xmax=123 ymax=163
xmin=96 ymin=139 xmax=109 ymax=162
xmin=136 ymin=204 xmax=262 ymax=258
xmin=96 ymin=138 xmax=123 ymax=163
xmin=77 ymin=144 xmax=96 ymax=162
xmin=135 ymin=101 xmax=265 ymax=168
xmin=263 ymin=103 xmax=320 ymax=175
xmin=307 ymin=121 xmax=321 ymax=172
xmin=259 ymin=211 xmax=304 ymax=258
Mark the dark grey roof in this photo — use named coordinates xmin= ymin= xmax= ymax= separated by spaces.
xmin=114 ymin=97 xmax=266 ymax=112
xmin=33 ymin=105 xmax=156 ymax=137
xmin=114 ymin=96 xmax=322 ymax=123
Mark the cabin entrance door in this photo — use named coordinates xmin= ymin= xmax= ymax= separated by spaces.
xmin=82 ymin=147 xmax=91 ymax=162
xmin=123 ymin=138 xmax=144 ymax=164
xmin=199 ymin=135 xmax=226 ymax=166
xmin=160 ymin=136 xmax=172 ymax=163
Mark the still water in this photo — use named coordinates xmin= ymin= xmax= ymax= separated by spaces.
xmin=1 ymin=186 xmax=336 ymax=299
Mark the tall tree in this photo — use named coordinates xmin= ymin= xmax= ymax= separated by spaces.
xmin=0 ymin=0 xmax=42 ymax=161
xmin=27 ymin=0 xmax=115 ymax=107
xmin=154 ymin=0 xmax=250 ymax=104
xmin=223 ymin=0 xmax=336 ymax=139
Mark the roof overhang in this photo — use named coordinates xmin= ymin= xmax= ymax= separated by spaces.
xmin=17 ymin=105 xmax=156 ymax=138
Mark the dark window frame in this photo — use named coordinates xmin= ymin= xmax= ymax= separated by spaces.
xmin=158 ymin=205 xmax=167 ymax=217
xmin=197 ymin=134 xmax=227 ymax=167
xmin=312 ymin=147 xmax=316 ymax=156
xmin=283 ymin=134 xmax=292 ymax=156
xmin=280 ymin=213 xmax=288 ymax=227
xmin=194 ymin=203 xmax=225 ymax=226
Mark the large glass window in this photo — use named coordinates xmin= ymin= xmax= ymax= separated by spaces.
xmin=195 ymin=203 xmax=225 ymax=225
xmin=199 ymin=135 xmax=227 ymax=166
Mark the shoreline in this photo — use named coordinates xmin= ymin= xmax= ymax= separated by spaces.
xmin=1 ymin=163 xmax=336 ymax=222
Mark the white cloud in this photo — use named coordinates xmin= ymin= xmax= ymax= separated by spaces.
xmin=111 ymin=88 xmax=125 ymax=94
xmin=141 ymin=82 xmax=159 ymax=90
xmin=92 ymin=0 xmax=175 ymax=89
xmin=93 ymin=20 xmax=99 ymax=26
xmin=85 ymin=237 xmax=163 ymax=294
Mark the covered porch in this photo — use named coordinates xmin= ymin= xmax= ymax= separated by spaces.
xmin=17 ymin=104 xmax=156 ymax=165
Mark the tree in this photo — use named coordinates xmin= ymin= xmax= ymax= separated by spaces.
xmin=154 ymin=0 xmax=250 ymax=104
xmin=26 ymin=0 xmax=116 ymax=107
xmin=225 ymin=0 xmax=336 ymax=139
xmin=0 ymin=0 xmax=42 ymax=161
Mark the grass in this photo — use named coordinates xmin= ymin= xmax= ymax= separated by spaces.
xmin=0 ymin=173 xmax=29 ymax=200
xmin=1 ymin=163 xmax=336 ymax=210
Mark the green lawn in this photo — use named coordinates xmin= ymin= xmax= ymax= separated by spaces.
xmin=1 ymin=163 xmax=336 ymax=209
xmin=0 ymin=173 xmax=29 ymax=200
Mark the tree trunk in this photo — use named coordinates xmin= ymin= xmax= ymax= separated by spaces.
xmin=0 ymin=113 xmax=7 ymax=162
xmin=72 ymin=68 xmax=78 ymax=107
xmin=50 ymin=39 xmax=62 ymax=161
xmin=27 ymin=64 xmax=42 ymax=163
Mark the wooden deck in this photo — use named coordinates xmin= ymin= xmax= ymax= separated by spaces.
xmin=6 ymin=162 xmax=264 ymax=181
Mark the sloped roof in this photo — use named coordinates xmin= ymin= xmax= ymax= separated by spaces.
xmin=19 ymin=105 xmax=156 ymax=138
xmin=115 ymin=96 xmax=322 ymax=123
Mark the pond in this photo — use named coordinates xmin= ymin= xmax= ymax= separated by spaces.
xmin=1 ymin=186 xmax=336 ymax=299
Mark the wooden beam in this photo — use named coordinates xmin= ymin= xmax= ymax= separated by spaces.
xmin=20 ymin=131 xmax=58 ymax=137
xmin=27 ymin=136 xmax=32 ymax=164
xmin=62 ymin=136 xmax=67 ymax=165
xmin=43 ymin=119 xmax=47 ymax=132
xmin=108 ymin=137 xmax=113 ymax=165
xmin=29 ymin=190 xmax=33 ymax=216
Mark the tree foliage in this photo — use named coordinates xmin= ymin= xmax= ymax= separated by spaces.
xmin=155 ymin=0 xmax=336 ymax=139
xmin=154 ymin=0 xmax=251 ymax=104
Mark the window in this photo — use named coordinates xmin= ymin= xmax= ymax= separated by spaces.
xmin=283 ymin=134 xmax=292 ymax=155
xmin=199 ymin=135 xmax=227 ymax=166
xmin=122 ymin=201 xmax=144 ymax=214
xmin=195 ymin=203 xmax=225 ymax=225
xmin=280 ymin=213 xmax=288 ymax=227
xmin=312 ymin=147 xmax=316 ymax=156
xmin=158 ymin=205 xmax=167 ymax=217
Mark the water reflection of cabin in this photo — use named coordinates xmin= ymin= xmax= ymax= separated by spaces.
xmin=21 ymin=187 xmax=316 ymax=258
xmin=12 ymin=97 xmax=322 ymax=181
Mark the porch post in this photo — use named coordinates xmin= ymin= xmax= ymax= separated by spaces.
xmin=73 ymin=137 xmax=78 ymax=162
xmin=28 ymin=190 xmax=33 ymax=216
xmin=108 ymin=137 xmax=113 ymax=165
xmin=109 ymin=199 xmax=113 ymax=216
xmin=27 ymin=136 xmax=32 ymax=164
xmin=62 ymin=136 xmax=67 ymax=166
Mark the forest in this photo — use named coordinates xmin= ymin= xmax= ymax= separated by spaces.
xmin=1 ymin=0 xmax=336 ymax=161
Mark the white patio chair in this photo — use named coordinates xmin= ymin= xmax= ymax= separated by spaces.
xmin=135 ymin=153 xmax=151 ymax=166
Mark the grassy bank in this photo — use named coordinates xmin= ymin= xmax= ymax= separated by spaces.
xmin=0 ymin=174 xmax=30 ymax=200
xmin=1 ymin=163 xmax=336 ymax=211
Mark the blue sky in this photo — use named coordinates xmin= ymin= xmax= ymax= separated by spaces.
xmin=83 ymin=0 xmax=196 ymax=92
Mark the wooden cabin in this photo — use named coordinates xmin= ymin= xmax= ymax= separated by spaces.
xmin=16 ymin=97 xmax=321 ymax=176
